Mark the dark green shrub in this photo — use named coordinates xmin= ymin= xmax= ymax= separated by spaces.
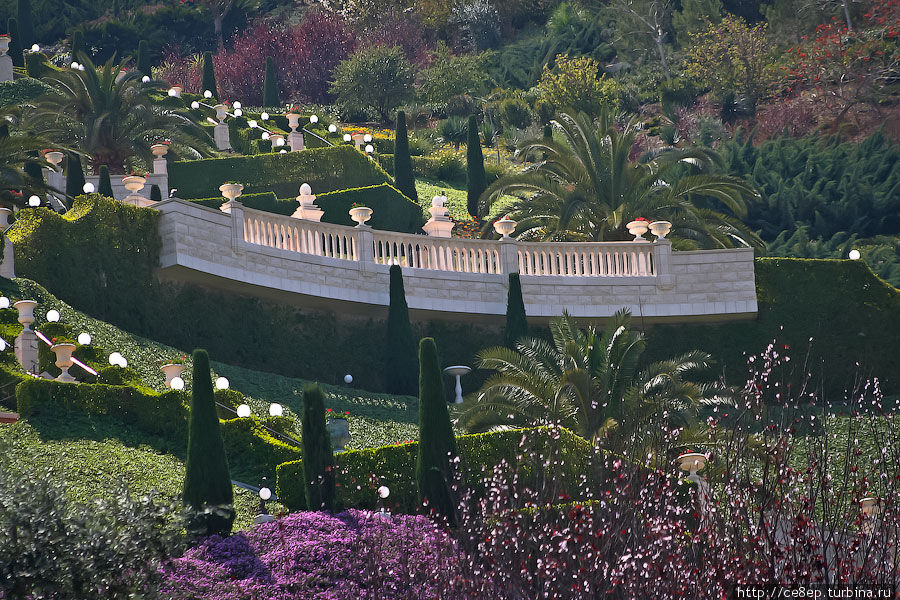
xmin=466 ymin=115 xmax=487 ymax=218
xmin=499 ymin=98 xmax=533 ymax=130
xmin=392 ymin=110 xmax=417 ymax=203
xmin=439 ymin=116 xmax=468 ymax=151
xmin=534 ymin=98 xmax=554 ymax=125
xmin=219 ymin=417 xmax=302 ymax=481
xmin=446 ymin=93 xmax=476 ymax=117
xmin=659 ymin=78 xmax=700 ymax=118
xmin=416 ymin=337 xmax=457 ymax=524
xmin=97 ymin=165 xmax=113 ymax=198
xmin=315 ymin=183 xmax=424 ymax=233
xmin=301 ymin=383 xmax=335 ymax=511
xmin=16 ymin=0 xmax=33 ymax=47
xmin=64 ymin=153 xmax=85 ymax=198
xmin=70 ymin=28 xmax=83 ymax=62
xmin=200 ymin=51 xmax=217 ymax=100
xmin=250 ymin=138 xmax=273 ymax=154
xmin=505 ymin=272 xmax=528 ymax=348
xmin=385 ymin=265 xmax=418 ymax=396
xmin=150 ymin=184 xmax=162 ymax=202
xmin=182 ymin=348 xmax=234 ymax=536
xmin=24 ymin=52 xmax=52 ymax=79
xmin=262 ymin=56 xmax=279 ymax=107
xmin=7 ymin=18 xmax=23 ymax=67
xmin=136 ymin=39 xmax=151 ymax=77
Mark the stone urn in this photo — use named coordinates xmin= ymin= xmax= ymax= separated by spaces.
xmin=0 ymin=36 xmax=9 ymax=56
xmin=349 ymin=206 xmax=372 ymax=227
xmin=268 ymin=134 xmax=285 ymax=149
xmin=649 ymin=220 xmax=672 ymax=239
xmin=219 ymin=183 xmax=244 ymax=202
xmin=676 ymin=452 xmax=707 ymax=477
xmin=150 ymin=143 xmax=169 ymax=159
xmin=51 ymin=343 xmax=77 ymax=382
xmin=214 ymin=104 xmax=228 ymax=122
xmin=493 ymin=216 xmax=517 ymax=238
xmin=626 ymin=219 xmax=650 ymax=240
xmin=160 ymin=363 xmax=185 ymax=388
xmin=286 ymin=113 xmax=301 ymax=132
xmin=860 ymin=497 xmax=880 ymax=517
xmin=122 ymin=175 xmax=147 ymax=195
xmin=0 ymin=207 xmax=12 ymax=231
xmin=44 ymin=151 xmax=64 ymax=169
xmin=327 ymin=417 xmax=351 ymax=452
xmin=169 ymin=85 xmax=183 ymax=98
xmin=13 ymin=300 xmax=37 ymax=330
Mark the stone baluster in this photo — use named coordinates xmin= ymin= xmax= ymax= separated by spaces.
xmin=0 ymin=36 xmax=12 ymax=83
xmin=652 ymin=238 xmax=675 ymax=289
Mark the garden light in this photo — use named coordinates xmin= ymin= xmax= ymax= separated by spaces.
xmin=170 ymin=376 xmax=185 ymax=390
xmin=142 ymin=75 xmax=150 ymax=83
xmin=234 ymin=109 xmax=243 ymax=117
xmin=248 ymin=120 xmax=258 ymax=128
xmin=108 ymin=352 xmax=123 ymax=366
xmin=78 ymin=64 xmax=85 ymax=71
xmin=261 ymin=112 xmax=269 ymax=120
xmin=269 ymin=403 xmax=283 ymax=417
xmin=363 ymin=134 xmax=372 ymax=143
xmin=279 ymin=149 xmax=287 ymax=154
xmin=28 ymin=195 xmax=40 ymax=207
xmin=215 ymin=376 xmax=229 ymax=390
xmin=204 ymin=90 xmax=213 ymax=98
xmin=344 ymin=374 xmax=353 ymax=384
xmin=261 ymin=132 xmax=270 ymax=140
xmin=191 ymin=101 xmax=200 ymax=109
xmin=77 ymin=332 xmax=91 ymax=345
xmin=0 ymin=338 xmax=6 ymax=351
xmin=259 ymin=486 xmax=272 ymax=501
xmin=0 ymin=297 xmax=9 ymax=309
xmin=233 ymin=102 xmax=242 ymax=109
xmin=168 ymin=88 xmax=178 ymax=97
xmin=71 ymin=61 xmax=78 ymax=69
xmin=343 ymin=134 xmax=351 ymax=142
xmin=377 ymin=486 xmax=390 ymax=499
xmin=118 ymin=356 xmax=128 ymax=368
xmin=328 ymin=124 xmax=337 ymax=133
xmin=310 ymin=115 xmax=318 ymax=124
xmin=274 ymin=137 xmax=285 ymax=147
xmin=83 ymin=183 xmax=95 ymax=193
xmin=237 ymin=403 xmax=251 ymax=418
xmin=30 ymin=44 xmax=39 ymax=52
xmin=364 ymin=144 xmax=374 ymax=154
xmin=46 ymin=310 xmax=60 ymax=322
xmin=849 ymin=249 xmax=861 ymax=260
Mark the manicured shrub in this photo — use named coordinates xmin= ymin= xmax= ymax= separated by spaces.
xmin=64 ymin=153 xmax=85 ymax=198
xmin=330 ymin=45 xmax=415 ymax=122
xmin=499 ymin=97 xmax=533 ymax=130
xmin=385 ymin=265 xmax=418 ymax=396
xmin=183 ymin=348 xmax=234 ymax=536
xmin=16 ymin=0 xmax=33 ymax=48
xmin=7 ymin=18 xmax=23 ymax=67
xmin=415 ymin=337 xmax=457 ymax=524
xmin=150 ymin=184 xmax=162 ymax=202
xmin=466 ymin=115 xmax=487 ymax=218
xmin=315 ymin=183 xmax=424 ymax=233
xmin=302 ymin=383 xmax=335 ymax=511
xmin=504 ymin=272 xmax=528 ymax=348
xmin=393 ymin=110 xmax=417 ymax=203
xmin=200 ymin=51 xmax=217 ymax=100
xmin=262 ymin=55 xmax=279 ymax=107
xmin=0 ymin=78 xmax=49 ymax=109
xmin=136 ymin=39 xmax=151 ymax=77
xmin=23 ymin=52 xmax=51 ymax=79
xmin=97 ymin=165 xmax=113 ymax=198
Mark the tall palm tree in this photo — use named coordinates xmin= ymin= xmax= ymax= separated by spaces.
xmin=480 ymin=110 xmax=764 ymax=249
xmin=29 ymin=53 xmax=215 ymax=174
xmin=0 ymin=109 xmax=67 ymax=205
xmin=458 ymin=310 xmax=716 ymax=446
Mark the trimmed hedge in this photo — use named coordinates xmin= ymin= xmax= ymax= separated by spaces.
xmin=188 ymin=192 xmax=281 ymax=212
xmin=275 ymin=426 xmax=596 ymax=512
xmin=0 ymin=78 xmax=53 ymax=109
xmin=168 ymin=146 xmax=392 ymax=200
xmin=376 ymin=153 xmax=467 ymax=183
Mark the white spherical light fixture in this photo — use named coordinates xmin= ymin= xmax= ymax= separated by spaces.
xmin=170 ymin=376 xmax=185 ymax=390
xmin=343 ymin=134 xmax=351 ymax=142
xmin=30 ymin=44 xmax=39 ymax=52
xmin=269 ymin=403 xmax=283 ymax=417
xmin=83 ymin=182 xmax=95 ymax=194
xmin=191 ymin=101 xmax=200 ymax=109
xmin=364 ymin=144 xmax=374 ymax=154
xmin=215 ymin=376 xmax=229 ymax=390
xmin=0 ymin=338 xmax=6 ymax=351
xmin=71 ymin=61 xmax=79 ymax=69
xmin=168 ymin=88 xmax=178 ymax=97
xmin=377 ymin=485 xmax=390 ymax=499
xmin=233 ymin=101 xmax=242 ymax=109
xmin=234 ymin=108 xmax=243 ymax=117
xmin=118 ymin=356 xmax=128 ymax=368
xmin=344 ymin=374 xmax=353 ymax=384
xmin=328 ymin=124 xmax=337 ymax=133
xmin=28 ymin=195 xmax=40 ymax=207
xmin=109 ymin=352 xmax=123 ymax=366
xmin=142 ymin=75 xmax=150 ymax=83
xmin=0 ymin=297 xmax=9 ymax=309
xmin=274 ymin=137 xmax=285 ymax=147
xmin=77 ymin=332 xmax=92 ymax=345
xmin=849 ymin=249 xmax=861 ymax=260
xmin=248 ymin=120 xmax=258 ymax=129
xmin=46 ymin=310 xmax=60 ymax=322
xmin=236 ymin=403 xmax=252 ymax=418
xmin=203 ymin=90 xmax=213 ymax=98
xmin=310 ymin=114 xmax=319 ymax=124
xmin=261 ymin=132 xmax=270 ymax=140
xmin=261 ymin=112 xmax=269 ymax=120
xmin=279 ymin=149 xmax=287 ymax=154
xmin=259 ymin=486 xmax=272 ymax=501
xmin=363 ymin=134 xmax=372 ymax=143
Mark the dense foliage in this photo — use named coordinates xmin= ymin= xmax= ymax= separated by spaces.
xmin=301 ymin=383 xmax=336 ymax=512
xmin=385 ymin=265 xmax=418 ymax=395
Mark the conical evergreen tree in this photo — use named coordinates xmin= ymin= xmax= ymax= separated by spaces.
xmin=16 ymin=0 xmax=34 ymax=48
xmin=262 ymin=56 xmax=279 ymax=107
xmin=393 ymin=110 xmax=417 ymax=203
xmin=466 ymin=114 xmax=487 ymax=219
xmin=183 ymin=349 xmax=234 ymax=536
xmin=385 ymin=264 xmax=418 ymax=395
xmin=504 ymin=272 xmax=528 ymax=348
xmin=136 ymin=40 xmax=151 ymax=77
xmin=544 ymin=123 xmax=553 ymax=139
xmin=302 ymin=383 xmax=336 ymax=512
xmin=201 ymin=51 xmax=217 ymax=100
xmin=97 ymin=165 xmax=113 ymax=197
xmin=64 ymin=153 xmax=85 ymax=198
xmin=23 ymin=155 xmax=42 ymax=185
xmin=415 ymin=337 xmax=457 ymax=525
xmin=150 ymin=184 xmax=162 ymax=202
xmin=69 ymin=29 xmax=84 ymax=63
xmin=7 ymin=19 xmax=23 ymax=67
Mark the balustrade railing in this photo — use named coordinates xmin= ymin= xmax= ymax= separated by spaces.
xmin=243 ymin=208 xmax=357 ymax=260
xmin=372 ymin=231 xmax=502 ymax=274
xmin=518 ymin=242 xmax=654 ymax=276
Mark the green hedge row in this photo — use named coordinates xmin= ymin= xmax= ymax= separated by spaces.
xmin=275 ymin=426 xmax=596 ymax=512
xmin=169 ymin=146 xmax=392 ymax=200
xmin=0 ymin=78 xmax=54 ymax=109
xmin=376 ymin=153 xmax=466 ymax=183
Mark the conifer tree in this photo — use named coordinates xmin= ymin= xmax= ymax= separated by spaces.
xmin=7 ymin=19 xmax=23 ymax=68
xmin=302 ymin=383 xmax=336 ymax=511
xmin=97 ymin=165 xmax=113 ymax=198
xmin=150 ymin=184 xmax=162 ymax=202
xmin=415 ymin=337 xmax=457 ymax=525
xmin=466 ymin=114 xmax=487 ymax=219
xmin=136 ymin=40 xmax=151 ymax=78
xmin=201 ymin=51 xmax=217 ymax=100
xmin=69 ymin=29 xmax=83 ymax=63
xmin=16 ymin=0 xmax=34 ymax=48
xmin=504 ymin=272 xmax=528 ymax=349
xmin=183 ymin=349 xmax=234 ymax=536
xmin=262 ymin=56 xmax=279 ymax=107
xmin=393 ymin=110 xmax=417 ymax=202
xmin=385 ymin=264 xmax=418 ymax=395
xmin=64 ymin=153 xmax=85 ymax=198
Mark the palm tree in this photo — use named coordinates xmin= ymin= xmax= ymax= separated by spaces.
xmin=458 ymin=310 xmax=716 ymax=446
xmin=29 ymin=53 xmax=215 ymax=174
xmin=479 ymin=110 xmax=764 ymax=249
xmin=0 ymin=109 xmax=67 ymax=206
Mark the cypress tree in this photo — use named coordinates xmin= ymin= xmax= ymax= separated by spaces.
xmin=64 ymin=153 xmax=85 ymax=198
xmin=415 ymin=337 xmax=457 ymax=525
xmin=183 ymin=348 xmax=234 ymax=536
xmin=301 ymin=383 xmax=336 ymax=512
xmin=466 ymin=114 xmax=487 ymax=219
xmin=150 ymin=184 xmax=162 ymax=202
xmin=385 ymin=265 xmax=418 ymax=395
xmin=504 ymin=272 xmax=529 ymax=348
xmin=136 ymin=40 xmax=151 ymax=77
xmin=8 ymin=19 xmax=23 ymax=68
xmin=393 ymin=110 xmax=417 ymax=203
xmin=16 ymin=0 xmax=34 ymax=48
xmin=97 ymin=165 xmax=113 ymax=197
xmin=543 ymin=123 xmax=553 ymax=139
xmin=262 ymin=56 xmax=279 ymax=107
xmin=70 ymin=29 xmax=83 ymax=63
xmin=201 ymin=51 xmax=217 ymax=100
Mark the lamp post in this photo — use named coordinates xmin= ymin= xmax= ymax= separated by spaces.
xmin=443 ymin=365 xmax=472 ymax=404
xmin=254 ymin=477 xmax=275 ymax=524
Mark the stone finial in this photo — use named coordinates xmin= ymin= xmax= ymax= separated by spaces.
xmin=292 ymin=183 xmax=323 ymax=222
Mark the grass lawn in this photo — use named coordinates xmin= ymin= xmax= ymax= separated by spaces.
xmin=415 ymin=177 xmax=520 ymax=223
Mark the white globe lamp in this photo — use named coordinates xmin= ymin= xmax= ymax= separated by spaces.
xmin=237 ymin=404 xmax=252 ymax=418
xmin=269 ymin=403 xmax=283 ymax=417
xmin=170 ymin=376 xmax=185 ymax=390
xmin=215 ymin=376 xmax=229 ymax=390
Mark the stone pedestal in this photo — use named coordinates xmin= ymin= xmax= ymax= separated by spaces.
xmin=291 ymin=184 xmax=323 ymax=221
xmin=0 ymin=207 xmax=13 ymax=279
xmin=499 ymin=238 xmax=519 ymax=274
xmin=288 ymin=131 xmax=305 ymax=152
xmin=0 ymin=55 xmax=12 ymax=83
xmin=214 ymin=123 xmax=231 ymax=151
xmin=15 ymin=330 xmax=38 ymax=375
xmin=153 ymin=158 xmax=167 ymax=175
xmin=423 ymin=195 xmax=454 ymax=237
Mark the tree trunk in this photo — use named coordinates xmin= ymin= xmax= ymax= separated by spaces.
xmin=655 ymin=31 xmax=671 ymax=79
xmin=841 ymin=0 xmax=853 ymax=30
xmin=214 ymin=14 xmax=225 ymax=51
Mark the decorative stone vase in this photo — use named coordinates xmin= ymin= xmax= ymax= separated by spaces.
xmin=0 ymin=207 xmax=11 ymax=231
xmin=286 ymin=113 xmax=301 ymax=132
xmin=170 ymin=86 xmax=183 ymax=98
xmin=327 ymin=417 xmax=351 ymax=452
xmin=626 ymin=220 xmax=649 ymax=241
xmin=13 ymin=300 xmax=37 ymax=330
xmin=51 ymin=343 xmax=77 ymax=382
xmin=350 ymin=133 xmax=366 ymax=149
xmin=493 ymin=216 xmax=517 ymax=238
xmin=349 ymin=206 xmax=373 ymax=227
xmin=860 ymin=497 xmax=880 ymax=517
xmin=676 ymin=452 xmax=707 ymax=476
xmin=160 ymin=363 xmax=185 ymax=388
xmin=122 ymin=175 xmax=147 ymax=195
xmin=268 ymin=134 xmax=285 ymax=148
xmin=649 ymin=220 xmax=672 ymax=239
xmin=219 ymin=183 xmax=244 ymax=202
xmin=0 ymin=36 xmax=9 ymax=56
xmin=150 ymin=144 xmax=169 ymax=159
xmin=44 ymin=151 xmax=64 ymax=169
xmin=214 ymin=104 xmax=228 ymax=122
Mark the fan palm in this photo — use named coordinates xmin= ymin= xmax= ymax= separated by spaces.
xmin=480 ymin=110 xmax=764 ymax=249
xmin=458 ymin=310 xmax=716 ymax=445
xmin=29 ymin=53 xmax=215 ymax=174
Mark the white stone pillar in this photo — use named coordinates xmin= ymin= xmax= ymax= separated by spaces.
xmin=0 ymin=38 xmax=12 ymax=82
xmin=220 ymin=199 xmax=245 ymax=254
xmin=0 ymin=207 xmax=13 ymax=279
xmin=423 ymin=193 xmax=454 ymax=237
xmin=214 ymin=124 xmax=231 ymax=151
xmin=288 ymin=131 xmax=305 ymax=152
xmin=355 ymin=226 xmax=375 ymax=271
xmin=653 ymin=238 xmax=675 ymax=289
xmin=499 ymin=238 xmax=519 ymax=274
xmin=13 ymin=300 xmax=38 ymax=374
xmin=291 ymin=184 xmax=323 ymax=221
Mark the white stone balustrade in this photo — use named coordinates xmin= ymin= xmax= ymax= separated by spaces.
xmin=153 ymin=199 xmax=758 ymax=321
